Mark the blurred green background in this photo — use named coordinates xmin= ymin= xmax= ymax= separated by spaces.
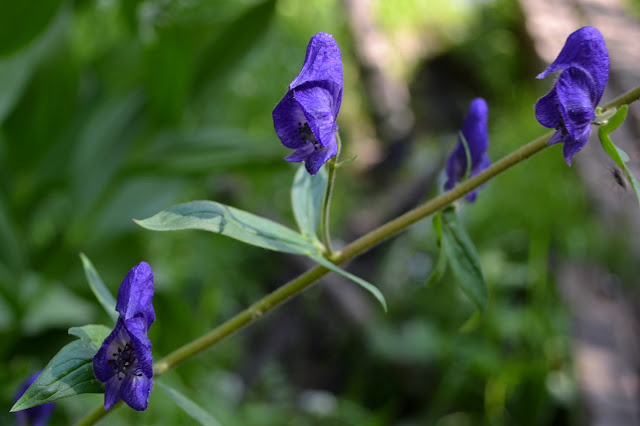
xmin=2 ymin=0 xmax=638 ymax=424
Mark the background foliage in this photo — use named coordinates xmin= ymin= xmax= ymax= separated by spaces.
xmin=2 ymin=0 xmax=636 ymax=424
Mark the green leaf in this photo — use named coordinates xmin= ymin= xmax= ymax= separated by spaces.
xmin=291 ymin=164 xmax=327 ymax=242
xmin=136 ymin=201 xmax=316 ymax=255
xmin=441 ymin=207 xmax=487 ymax=311
xmin=79 ymin=253 xmax=118 ymax=322
xmin=135 ymin=127 xmax=282 ymax=175
xmin=459 ymin=131 xmax=472 ymax=181
xmin=157 ymin=382 xmax=223 ymax=426
xmin=426 ymin=211 xmax=448 ymax=287
xmin=598 ymin=105 xmax=640 ymax=209
xmin=311 ymin=255 xmax=387 ymax=312
xmin=193 ymin=0 xmax=277 ymax=92
xmin=0 ymin=0 xmax=64 ymax=55
xmin=598 ymin=105 xmax=629 ymax=169
xmin=11 ymin=325 xmax=110 ymax=411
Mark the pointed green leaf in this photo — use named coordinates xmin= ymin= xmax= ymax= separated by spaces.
xmin=459 ymin=131 xmax=473 ymax=181
xmin=11 ymin=325 xmax=110 ymax=411
xmin=597 ymin=105 xmax=640 ymax=209
xmin=136 ymin=201 xmax=316 ymax=255
xmin=598 ymin=105 xmax=629 ymax=169
xmin=291 ymin=164 xmax=327 ymax=242
xmin=426 ymin=211 xmax=448 ymax=287
xmin=79 ymin=253 xmax=117 ymax=322
xmin=157 ymin=382 xmax=223 ymax=426
xmin=441 ymin=207 xmax=487 ymax=311
xmin=311 ymin=255 xmax=387 ymax=312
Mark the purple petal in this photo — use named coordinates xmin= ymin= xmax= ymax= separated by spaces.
xmin=536 ymin=26 xmax=609 ymax=103
xmin=471 ymin=152 xmax=491 ymax=177
xmin=93 ymin=319 xmax=126 ymax=383
xmin=465 ymin=190 xmax=478 ymax=203
xmin=285 ymin=137 xmax=338 ymax=175
xmin=293 ymin=80 xmax=341 ymax=147
xmin=116 ymin=262 xmax=155 ymax=330
xmin=14 ymin=372 xmax=55 ymax=426
xmin=272 ymin=90 xmax=308 ymax=149
xmin=444 ymin=98 xmax=490 ymax=194
xmin=461 ymin=98 xmax=489 ymax=165
xmin=561 ymin=124 xmax=591 ymax=165
xmin=535 ymin=88 xmax=561 ymax=129
xmin=444 ymin=146 xmax=466 ymax=191
xmin=125 ymin=319 xmax=154 ymax=379
xmin=290 ymin=32 xmax=343 ymax=90
xmin=546 ymin=129 xmax=565 ymax=145
xmin=554 ymin=68 xmax=598 ymax=139
xmin=304 ymin=139 xmax=338 ymax=175
xmin=103 ymin=375 xmax=124 ymax=410
xmin=119 ymin=373 xmax=152 ymax=412
xmin=285 ymin=143 xmax=316 ymax=162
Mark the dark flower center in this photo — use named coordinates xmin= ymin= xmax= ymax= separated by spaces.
xmin=555 ymin=103 xmax=568 ymax=136
xmin=107 ymin=342 xmax=143 ymax=380
xmin=298 ymin=122 xmax=320 ymax=150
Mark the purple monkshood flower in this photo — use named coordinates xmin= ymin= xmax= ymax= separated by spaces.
xmin=535 ymin=26 xmax=609 ymax=165
xmin=272 ymin=32 xmax=343 ymax=175
xmin=444 ymin=98 xmax=491 ymax=202
xmin=93 ymin=262 xmax=155 ymax=411
xmin=13 ymin=372 xmax=55 ymax=426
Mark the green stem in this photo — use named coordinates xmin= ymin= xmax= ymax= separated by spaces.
xmin=76 ymin=86 xmax=640 ymax=426
xmin=74 ymin=401 xmax=120 ymax=426
xmin=151 ymin=130 xmax=553 ymax=377
xmin=319 ymin=132 xmax=342 ymax=255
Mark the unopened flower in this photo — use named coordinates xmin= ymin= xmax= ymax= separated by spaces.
xmin=93 ymin=262 xmax=155 ymax=411
xmin=272 ymin=32 xmax=343 ymax=175
xmin=444 ymin=98 xmax=490 ymax=202
xmin=535 ymin=26 xmax=609 ymax=164
xmin=13 ymin=372 xmax=55 ymax=426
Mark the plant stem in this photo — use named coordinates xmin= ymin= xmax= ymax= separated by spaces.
xmin=152 ymin=130 xmax=553 ymax=376
xmin=74 ymin=401 xmax=120 ymax=426
xmin=76 ymin=86 xmax=640 ymax=426
xmin=319 ymin=132 xmax=342 ymax=255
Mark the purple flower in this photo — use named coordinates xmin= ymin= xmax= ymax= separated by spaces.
xmin=93 ymin=262 xmax=155 ymax=411
xmin=272 ymin=32 xmax=343 ymax=175
xmin=444 ymin=98 xmax=490 ymax=202
xmin=13 ymin=372 xmax=55 ymax=426
xmin=535 ymin=26 xmax=609 ymax=165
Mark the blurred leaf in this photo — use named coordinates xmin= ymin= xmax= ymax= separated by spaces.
xmin=0 ymin=0 xmax=64 ymax=55
xmin=311 ymin=255 xmax=387 ymax=312
xmin=291 ymin=164 xmax=327 ymax=242
xmin=144 ymin=28 xmax=194 ymax=124
xmin=80 ymin=253 xmax=117 ymax=322
xmin=22 ymin=284 xmax=96 ymax=335
xmin=88 ymin=177 xmax=186 ymax=245
xmin=157 ymin=382 xmax=223 ymax=426
xmin=0 ymin=193 xmax=26 ymax=270
xmin=136 ymin=127 xmax=282 ymax=174
xmin=0 ymin=4 xmax=66 ymax=124
xmin=441 ymin=207 xmax=487 ymax=311
xmin=10 ymin=324 xmax=109 ymax=411
xmin=193 ymin=0 xmax=277 ymax=91
xmin=426 ymin=211 xmax=447 ymax=287
xmin=70 ymin=92 xmax=144 ymax=216
xmin=598 ymin=105 xmax=640 ymax=209
xmin=136 ymin=200 xmax=316 ymax=255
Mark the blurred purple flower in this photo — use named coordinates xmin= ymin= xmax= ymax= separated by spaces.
xmin=93 ymin=262 xmax=155 ymax=411
xmin=535 ymin=26 xmax=609 ymax=165
xmin=272 ymin=32 xmax=343 ymax=175
xmin=444 ymin=98 xmax=490 ymax=202
xmin=13 ymin=372 xmax=55 ymax=426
